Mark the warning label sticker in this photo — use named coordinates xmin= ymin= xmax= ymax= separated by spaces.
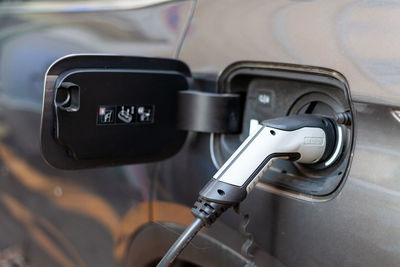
xmin=97 ymin=105 xmax=154 ymax=125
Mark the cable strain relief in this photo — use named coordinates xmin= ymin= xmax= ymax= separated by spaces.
xmin=191 ymin=198 xmax=230 ymax=226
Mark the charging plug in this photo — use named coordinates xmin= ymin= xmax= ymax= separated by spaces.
xmin=157 ymin=115 xmax=337 ymax=267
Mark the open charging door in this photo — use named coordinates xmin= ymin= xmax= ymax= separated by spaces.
xmin=41 ymin=55 xmax=191 ymax=169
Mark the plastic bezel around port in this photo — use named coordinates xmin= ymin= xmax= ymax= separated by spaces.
xmin=211 ymin=61 xmax=355 ymax=202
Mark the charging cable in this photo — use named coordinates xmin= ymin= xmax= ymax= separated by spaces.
xmin=157 ymin=115 xmax=337 ymax=267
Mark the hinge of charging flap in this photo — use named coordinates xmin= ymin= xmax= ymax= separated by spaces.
xmin=178 ymin=90 xmax=243 ymax=133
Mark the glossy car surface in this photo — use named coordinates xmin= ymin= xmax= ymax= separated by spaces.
xmin=1 ymin=0 xmax=400 ymax=266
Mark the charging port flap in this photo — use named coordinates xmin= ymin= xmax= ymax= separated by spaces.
xmin=41 ymin=55 xmax=191 ymax=169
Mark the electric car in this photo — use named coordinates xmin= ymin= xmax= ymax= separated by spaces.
xmin=0 ymin=0 xmax=399 ymax=266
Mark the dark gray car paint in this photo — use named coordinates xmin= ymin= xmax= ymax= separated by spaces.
xmin=0 ymin=0 xmax=400 ymax=266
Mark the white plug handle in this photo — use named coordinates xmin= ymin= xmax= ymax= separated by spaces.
xmin=213 ymin=125 xmax=327 ymax=191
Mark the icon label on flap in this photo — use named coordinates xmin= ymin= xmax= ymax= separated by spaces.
xmin=97 ymin=105 xmax=154 ymax=125
xmin=117 ymin=106 xmax=135 ymax=124
xmin=137 ymin=105 xmax=154 ymax=123
xmin=98 ymin=106 xmax=115 ymax=124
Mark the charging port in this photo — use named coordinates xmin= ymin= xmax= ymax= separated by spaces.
xmin=288 ymin=92 xmax=349 ymax=174
xmin=211 ymin=62 xmax=354 ymax=201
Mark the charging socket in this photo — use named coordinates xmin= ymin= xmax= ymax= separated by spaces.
xmin=211 ymin=62 xmax=355 ymax=201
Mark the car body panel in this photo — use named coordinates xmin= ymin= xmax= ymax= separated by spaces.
xmin=1 ymin=0 xmax=400 ymax=266
xmin=0 ymin=1 xmax=195 ymax=266
xmin=178 ymin=0 xmax=400 ymax=265
xmin=180 ymin=0 xmax=400 ymax=106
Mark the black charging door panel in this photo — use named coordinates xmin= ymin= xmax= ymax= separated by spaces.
xmin=41 ymin=55 xmax=190 ymax=169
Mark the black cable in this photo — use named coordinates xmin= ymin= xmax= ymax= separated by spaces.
xmin=157 ymin=218 xmax=204 ymax=267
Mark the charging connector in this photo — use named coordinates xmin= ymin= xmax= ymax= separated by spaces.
xmin=157 ymin=115 xmax=337 ymax=267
